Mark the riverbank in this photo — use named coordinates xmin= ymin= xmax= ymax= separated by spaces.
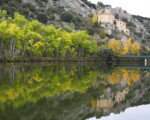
xmin=0 ymin=56 xmax=109 ymax=62
xmin=1 ymin=57 xmax=149 ymax=63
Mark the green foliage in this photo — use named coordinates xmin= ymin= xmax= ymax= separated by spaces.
xmin=100 ymin=29 xmax=106 ymax=39
xmin=49 ymin=14 xmax=55 ymax=20
xmin=81 ymin=0 xmax=96 ymax=9
xmin=97 ymin=2 xmax=105 ymax=8
xmin=0 ymin=10 xmax=98 ymax=60
xmin=134 ymin=32 xmax=142 ymax=37
xmin=87 ymin=27 xmax=95 ymax=35
xmin=41 ymin=0 xmax=48 ymax=2
xmin=60 ymin=12 xmax=73 ymax=22
xmin=37 ymin=12 xmax=48 ymax=23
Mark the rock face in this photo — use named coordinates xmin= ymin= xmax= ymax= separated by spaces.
xmin=56 ymin=0 xmax=96 ymax=17
xmin=22 ymin=0 xmax=96 ymax=17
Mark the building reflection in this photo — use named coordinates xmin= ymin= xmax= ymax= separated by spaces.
xmin=115 ymin=87 xmax=129 ymax=103
xmin=96 ymin=87 xmax=129 ymax=112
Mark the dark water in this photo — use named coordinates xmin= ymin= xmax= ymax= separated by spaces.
xmin=0 ymin=63 xmax=150 ymax=120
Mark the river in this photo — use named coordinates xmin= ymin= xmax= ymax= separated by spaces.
xmin=0 ymin=63 xmax=150 ymax=120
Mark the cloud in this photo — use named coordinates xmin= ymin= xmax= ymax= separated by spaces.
xmin=88 ymin=0 xmax=150 ymax=17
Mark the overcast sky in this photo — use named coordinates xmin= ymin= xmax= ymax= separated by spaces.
xmin=88 ymin=0 xmax=150 ymax=18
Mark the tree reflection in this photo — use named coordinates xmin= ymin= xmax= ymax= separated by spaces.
xmin=0 ymin=64 xmax=149 ymax=120
xmin=108 ymin=68 xmax=140 ymax=86
xmin=0 ymin=63 xmax=101 ymax=110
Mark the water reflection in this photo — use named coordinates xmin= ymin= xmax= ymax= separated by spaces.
xmin=89 ymin=104 xmax=150 ymax=120
xmin=0 ymin=63 xmax=150 ymax=120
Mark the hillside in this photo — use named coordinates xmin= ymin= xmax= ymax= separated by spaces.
xmin=1 ymin=0 xmax=150 ymax=50
xmin=0 ymin=0 xmax=150 ymax=61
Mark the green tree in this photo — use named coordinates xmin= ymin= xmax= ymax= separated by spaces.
xmin=100 ymin=29 xmax=106 ymax=39
xmin=60 ymin=12 xmax=73 ymax=22
xmin=37 ymin=12 xmax=48 ymax=23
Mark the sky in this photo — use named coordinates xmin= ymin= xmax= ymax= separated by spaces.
xmin=88 ymin=0 xmax=150 ymax=18
xmin=87 ymin=104 xmax=150 ymax=120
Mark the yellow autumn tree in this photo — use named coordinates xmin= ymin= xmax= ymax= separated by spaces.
xmin=122 ymin=43 xmax=129 ymax=55
xmin=128 ymin=69 xmax=140 ymax=86
xmin=130 ymin=41 xmax=141 ymax=55
xmin=93 ymin=13 xmax=98 ymax=23
xmin=108 ymin=40 xmax=122 ymax=56
xmin=122 ymin=69 xmax=129 ymax=84
xmin=108 ymin=69 xmax=121 ymax=84
xmin=128 ymin=38 xmax=132 ymax=48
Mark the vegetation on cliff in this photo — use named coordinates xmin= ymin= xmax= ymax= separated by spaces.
xmin=0 ymin=10 xmax=98 ymax=61
xmin=108 ymin=38 xmax=141 ymax=56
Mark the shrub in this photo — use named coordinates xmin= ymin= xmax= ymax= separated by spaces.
xmin=134 ymin=32 xmax=142 ymax=37
xmin=15 ymin=0 xmax=22 ymax=3
xmin=24 ymin=3 xmax=37 ymax=13
xmin=100 ymin=29 xmax=106 ymax=39
xmin=37 ymin=12 xmax=48 ymax=23
xmin=51 ymin=6 xmax=65 ymax=14
xmin=37 ymin=1 xmax=44 ymax=7
xmin=122 ymin=17 xmax=128 ymax=23
xmin=72 ymin=16 xmax=81 ymax=23
xmin=0 ymin=0 xmax=4 ymax=5
xmin=3 ymin=0 xmax=10 ymax=3
xmin=41 ymin=0 xmax=48 ymax=2
xmin=30 ymin=12 xmax=35 ymax=18
xmin=22 ymin=8 xmax=29 ymax=16
xmin=127 ymin=21 xmax=136 ymax=28
xmin=81 ymin=4 xmax=85 ymax=7
xmin=60 ymin=12 xmax=73 ymax=22
xmin=115 ymin=14 xmax=119 ymax=19
xmin=81 ymin=0 xmax=96 ymax=9
xmin=2 ymin=5 xmax=16 ymax=16
xmin=8 ymin=1 xmax=17 ymax=7
xmin=87 ymin=27 xmax=95 ymax=35
xmin=49 ymin=15 xmax=55 ymax=20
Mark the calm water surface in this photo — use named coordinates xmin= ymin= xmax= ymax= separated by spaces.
xmin=0 ymin=63 xmax=150 ymax=120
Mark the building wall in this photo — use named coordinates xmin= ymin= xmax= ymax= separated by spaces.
xmin=98 ymin=14 xmax=115 ymax=24
xmin=97 ymin=98 xmax=113 ymax=108
xmin=116 ymin=20 xmax=130 ymax=36
xmin=116 ymin=20 xmax=127 ymax=31
xmin=115 ymin=92 xmax=125 ymax=103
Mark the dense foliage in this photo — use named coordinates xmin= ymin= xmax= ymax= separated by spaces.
xmin=81 ymin=0 xmax=96 ymax=9
xmin=108 ymin=38 xmax=141 ymax=56
xmin=0 ymin=10 xmax=97 ymax=61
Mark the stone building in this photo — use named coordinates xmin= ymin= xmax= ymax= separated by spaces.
xmin=97 ymin=10 xmax=130 ymax=36
xmin=115 ymin=19 xmax=130 ymax=36
xmin=98 ymin=10 xmax=115 ymax=25
xmin=115 ymin=87 xmax=129 ymax=103
xmin=97 ymin=98 xmax=114 ymax=111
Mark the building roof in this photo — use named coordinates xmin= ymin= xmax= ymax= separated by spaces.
xmin=98 ymin=10 xmax=114 ymax=16
xmin=102 ymin=10 xmax=114 ymax=16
